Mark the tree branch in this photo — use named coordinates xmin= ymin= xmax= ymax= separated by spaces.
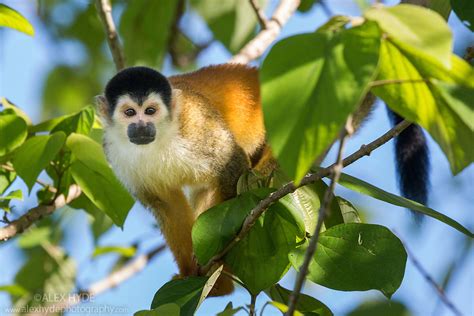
xmin=43 ymin=244 xmax=166 ymax=316
xmin=230 ymin=0 xmax=301 ymax=64
xmin=397 ymin=235 xmax=463 ymax=316
xmin=249 ymin=0 xmax=269 ymax=29
xmin=95 ymin=0 xmax=126 ymax=71
xmin=200 ymin=119 xmax=411 ymax=274
xmin=285 ymin=117 xmax=353 ymax=316
xmin=0 ymin=185 xmax=81 ymax=242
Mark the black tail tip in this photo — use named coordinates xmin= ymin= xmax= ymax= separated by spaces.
xmin=388 ymin=109 xmax=430 ymax=220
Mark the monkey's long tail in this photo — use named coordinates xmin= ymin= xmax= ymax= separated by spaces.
xmin=388 ymin=109 xmax=430 ymax=218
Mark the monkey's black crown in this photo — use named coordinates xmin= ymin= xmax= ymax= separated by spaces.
xmin=105 ymin=66 xmax=172 ymax=112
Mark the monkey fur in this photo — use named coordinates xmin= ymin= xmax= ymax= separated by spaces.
xmin=97 ymin=64 xmax=430 ymax=296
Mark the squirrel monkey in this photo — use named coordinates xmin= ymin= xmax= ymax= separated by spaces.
xmin=96 ymin=64 xmax=429 ymax=295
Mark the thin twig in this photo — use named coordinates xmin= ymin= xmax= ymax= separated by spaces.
xmin=42 ymin=244 xmax=166 ymax=316
xmin=285 ymin=116 xmax=354 ymax=316
xmin=249 ymin=293 xmax=257 ymax=316
xmin=249 ymin=0 xmax=269 ymax=29
xmin=464 ymin=46 xmax=473 ymax=63
xmin=200 ymin=119 xmax=411 ymax=274
xmin=1 ymin=164 xmax=56 ymax=192
xmin=397 ymin=235 xmax=464 ymax=316
xmin=230 ymin=0 xmax=300 ymax=64
xmin=95 ymin=0 xmax=126 ymax=71
xmin=0 ymin=185 xmax=81 ymax=242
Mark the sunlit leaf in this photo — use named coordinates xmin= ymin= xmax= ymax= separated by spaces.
xmin=0 ymin=111 xmax=28 ymax=156
xmin=92 ymin=246 xmax=136 ymax=258
xmin=0 ymin=4 xmax=34 ymax=36
xmin=134 ymin=304 xmax=180 ymax=316
xmin=0 ymin=189 xmax=23 ymax=201
xmin=12 ymin=132 xmax=66 ymax=191
xmin=67 ymin=133 xmax=134 ymax=228
xmin=261 ymin=21 xmax=380 ymax=181
xmin=365 ymin=4 xmax=452 ymax=67
xmin=347 ymin=299 xmax=412 ymax=316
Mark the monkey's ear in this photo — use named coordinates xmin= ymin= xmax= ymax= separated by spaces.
xmin=171 ymin=89 xmax=182 ymax=112
xmin=94 ymin=95 xmax=109 ymax=119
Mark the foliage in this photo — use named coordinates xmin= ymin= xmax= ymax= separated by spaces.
xmin=0 ymin=1 xmax=473 ymax=316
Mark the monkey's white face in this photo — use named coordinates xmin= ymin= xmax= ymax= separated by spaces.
xmin=110 ymin=92 xmax=171 ymax=145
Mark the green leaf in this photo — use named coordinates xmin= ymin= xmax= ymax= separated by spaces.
xmin=336 ymin=196 xmax=361 ymax=224
xmin=269 ymin=301 xmax=304 ymax=316
xmin=336 ymin=172 xmax=474 ymax=238
xmin=12 ymin=132 xmax=66 ymax=191
xmin=151 ymin=277 xmax=207 ymax=316
xmin=67 ymin=133 xmax=134 ymax=228
xmin=261 ymin=21 xmax=380 ymax=181
xmin=266 ymin=284 xmax=333 ymax=316
xmin=51 ymin=106 xmax=95 ymax=135
xmin=430 ymin=0 xmax=452 ymax=20
xmin=451 ymin=0 xmax=474 ymax=31
xmin=1 ymin=97 xmax=32 ymax=125
xmin=430 ymin=79 xmax=474 ymax=130
xmin=298 ymin=0 xmax=319 ymax=13
xmin=134 ymin=304 xmax=180 ymax=316
xmin=216 ymin=302 xmax=244 ymax=316
xmin=92 ymin=245 xmax=136 ymax=258
xmin=365 ymin=4 xmax=452 ymax=67
xmin=192 ymin=189 xmax=304 ymax=294
xmin=372 ymin=39 xmax=474 ymax=174
xmin=0 ymin=189 xmax=23 ymax=201
xmin=192 ymin=0 xmax=266 ymax=53
xmin=0 ymin=168 xmax=16 ymax=195
xmin=347 ymin=299 xmax=412 ymax=316
xmin=0 ymin=4 xmax=34 ymax=36
xmin=0 ymin=111 xmax=28 ymax=156
xmin=17 ymin=227 xmax=51 ymax=248
xmin=120 ymin=0 xmax=179 ymax=65
xmin=289 ymin=223 xmax=407 ymax=298
xmin=0 ymin=285 xmax=28 ymax=297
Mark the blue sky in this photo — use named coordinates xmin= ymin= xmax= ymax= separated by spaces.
xmin=0 ymin=1 xmax=473 ymax=315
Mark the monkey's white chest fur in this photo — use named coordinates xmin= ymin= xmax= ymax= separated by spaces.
xmin=104 ymin=126 xmax=212 ymax=197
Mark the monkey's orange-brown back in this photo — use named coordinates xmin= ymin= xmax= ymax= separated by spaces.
xmin=169 ymin=64 xmax=265 ymax=157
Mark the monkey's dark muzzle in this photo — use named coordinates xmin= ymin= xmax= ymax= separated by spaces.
xmin=128 ymin=121 xmax=156 ymax=145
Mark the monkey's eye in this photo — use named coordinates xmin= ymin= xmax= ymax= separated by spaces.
xmin=145 ymin=107 xmax=156 ymax=115
xmin=124 ymin=108 xmax=136 ymax=117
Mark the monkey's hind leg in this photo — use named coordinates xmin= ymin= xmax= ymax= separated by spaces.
xmin=148 ymin=189 xmax=198 ymax=277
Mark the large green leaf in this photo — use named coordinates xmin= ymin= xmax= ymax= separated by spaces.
xmin=336 ymin=172 xmax=474 ymax=238
xmin=0 ymin=111 xmax=28 ymax=156
xmin=265 ymin=284 xmax=333 ymax=316
xmin=290 ymin=223 xmax=407 ymax=298
xmin=191 ymin=0 xmax=266 ymax=53
xmin=451 ymin=0 xmax=474 ymax=31
xmin=0 ymin=4 xmax=34 ymax=36
xmin=192 ymin=189 xmax=304 ymax=294
xmin=372 ymin=39 xmax=473 ymax=174
xmin=365 ymin=4 xmax=452 ymax=68
xmin=261 ymin=21 xmax=380 ymax=181
xmin=150 ymin=277 xmax=207 ymax=316
xmin=120 ymin=0 xmax=179 ymax=65
xmin=67 ymin=133 xmax=134 ymax=227
xmin=430 ymin=0 xmax=452 ymax=20
xmin=12 ymin=133 xmax=66 ymax=191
